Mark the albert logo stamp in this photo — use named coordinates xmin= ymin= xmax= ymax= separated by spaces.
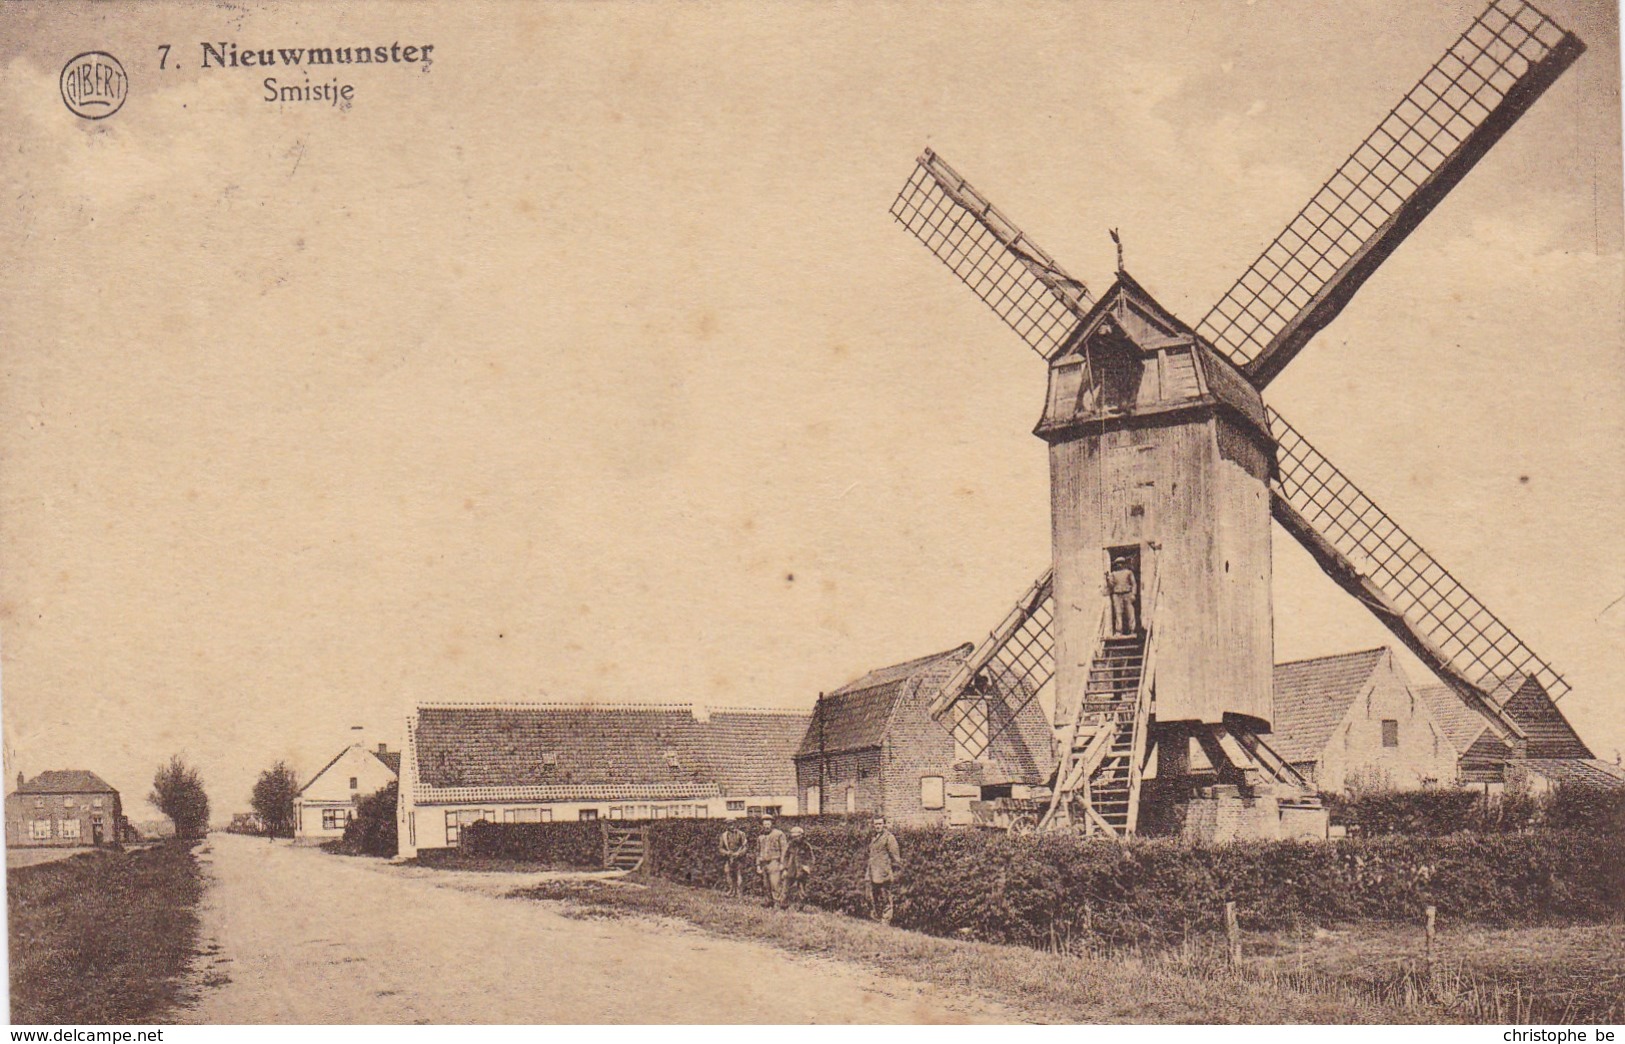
xmin=60 ymin=51 xmax=128 ymax=119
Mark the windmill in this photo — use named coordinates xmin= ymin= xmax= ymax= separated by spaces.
xmin=892 ymin=0 xmax=1584 ymax=838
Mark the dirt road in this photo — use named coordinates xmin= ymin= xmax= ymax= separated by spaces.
xmin=181 ymin=833 xmax=1013 ymax=1024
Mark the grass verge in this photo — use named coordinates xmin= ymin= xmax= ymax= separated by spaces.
xmin=8 ymin=841 xmax=204 ymax=1024
xmin=509 ymin=876 xmax=1462 ymax=1023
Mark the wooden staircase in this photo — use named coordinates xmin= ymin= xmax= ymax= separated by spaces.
xmin=605 ymin=824 xmax=648 ymax=871
xmin=1042 ymin=569 xmax=1158 ymax=837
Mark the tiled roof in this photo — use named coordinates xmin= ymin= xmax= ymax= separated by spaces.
xmin=1269 ymin=648 xmax=1387 ymax=763
xmin=1418 ymin=677 xmax=1592 ymax=760
xmin=374 ymin=749 xmax=402 ymax=775
xmin=691 ymin=711 xmax=808 ymax=797
xmin=1416 ymin=684 xmax=1492 ymax=755
xmin=15 ymin=770 xmax=117 ymax=795
xmin=410 ymin=702 xmax=805 ymax=802
xmin=797 ymin=645 xmax=972 ymax=757
xmin=1523 ymin=758 xmax=1625 ymax=789
xmin=415 ymin=705 xmax=706 ymax=789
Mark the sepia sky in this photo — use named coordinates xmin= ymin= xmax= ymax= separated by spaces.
xmin=2 ymin=0 xmax=1621 ymax=821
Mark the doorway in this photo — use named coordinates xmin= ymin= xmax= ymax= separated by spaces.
xmin=1105 ymin=544 xmax=1143 ymax=635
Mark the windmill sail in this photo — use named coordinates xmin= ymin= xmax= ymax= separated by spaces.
xmin=1198 ymin=0 xmax=1584 ymax=387
xmin=892 ymin=150 xmax=1094 ymax=359
xmin=1269 ymin=408 xmax=1567 ymax=739
xmin=927 ymin=569 xmax=1054 ymax=760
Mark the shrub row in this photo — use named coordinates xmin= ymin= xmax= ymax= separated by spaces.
xmin=460 ymin=819 xmax=605 ymax=868
xmin=1325 ymin=784 xmax=1625 ymax=837
xmin=642 ymin=819 xmax=1625 ymax=950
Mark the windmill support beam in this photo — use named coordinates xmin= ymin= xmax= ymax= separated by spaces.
xmin=1242 ymin=32 xmax=1585 ymax=389
xmin=1271 ymin=492 xmax=1527 ymax=751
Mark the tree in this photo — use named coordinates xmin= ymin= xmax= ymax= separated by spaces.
xmin=250 ymin=761 xmax=300 ymax=838
xmin=342 ymin=781 xmax=398 ymax=856
xmin=149 ymin=755 xmax=210 ymax=839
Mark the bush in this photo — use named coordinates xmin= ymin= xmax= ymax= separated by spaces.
xmin=641 ymin=820 xmax=1625 ymax=951
xmin=1325 ymin=783 xmax=1625 ymax=837
xmin=340 ymin=782 xmax=398 ymax=857
xmin=460 ymin=819 xmax=604 ymax=868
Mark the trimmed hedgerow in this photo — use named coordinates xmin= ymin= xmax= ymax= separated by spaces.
xmin=642 ymin=819 xmax=1625 ymax=950
xmin=461 ymin=820 xmax=605 ymax=868
xmin=1325 ymin=784 xmax=1625 ymax=837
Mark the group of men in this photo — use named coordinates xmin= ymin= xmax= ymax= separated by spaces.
xmin=717 ymin=814 xmax=904 ymax=923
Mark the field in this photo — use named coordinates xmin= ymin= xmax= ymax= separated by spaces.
xmin=7 ymin=841 xmax=204 ymax=1024
xmin=509 ymin=875 xmax=1624 ymax=1024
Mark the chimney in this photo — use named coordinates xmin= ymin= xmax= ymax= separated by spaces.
xmin=377 ymin=743 xmax=389 ymax=756
xmin=16 ymin=771 xmax=22 ymax=790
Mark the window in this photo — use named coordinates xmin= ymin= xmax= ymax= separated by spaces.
xmin=578 ymin=809 xmax=598 ymax=821
xmin=92 ymin=798 xmax=103 ymax=809
xmin=322 ymin=808 xmax=351 ymax=830
xmin=1381 ymin=720 xmax=1399 ymax=748
xmin=845 ymin=787 xmax=856 ymax=813
xmin=64 ymin=797 xmax=76 ymax=809
xmin=59 ymin=818 xmax=81 ymax=840
xmin=349 ymin=777 xmax=358 ymax=790
xmin=746 ymin=805 xmax=764 ymax=818
xmin=921 ymin=776 xmax=945 ymax=810
xmin=805 ymin=786 xmax=820 ymax=814
xmin=763 ymin=805 xmax=782 ymax=817
xmin=34 ymin=798 xmax=44 ymax=809
xmin=502 ymin=808 xmax=543 ymax=823
xmin=694 ymin=805 xmax=707 ymax=819
xmin=30 ymin=819 xmax=51 ymax=840
xmin=443 ymin=809 xmax=493 ymax=847
xmin=726 ymin=800 xmax=745 ymax=812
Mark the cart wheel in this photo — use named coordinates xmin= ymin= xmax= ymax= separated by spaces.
xmin=1007 ymin=813 xmax=1037 ymax=837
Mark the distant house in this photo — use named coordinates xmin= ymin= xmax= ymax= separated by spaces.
xmin=294 ymin=741 xmax=400 ymax=840
xmin=1269 ymin=648 xmax=1459 ymax=792
xmin=5 ymin=771 xmax=124 ymax=848
xmin=1417 ymin=674 xmax=1623 ymax=792
xmin=396 ymin=703 xmax=810 ymax=857
xmin=793 ymin=644 xmax=1052 ymax=827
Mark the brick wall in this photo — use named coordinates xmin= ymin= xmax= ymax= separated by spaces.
xmin=880 ymin=670 xmax=958 ymax=828
xmin=5 ymin=791 xmax=122 ymax=847
xmin=795 ymin=748 xmax=883 ymax=815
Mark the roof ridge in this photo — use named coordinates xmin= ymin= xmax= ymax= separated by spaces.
xmin=1273 ymin=646 xmax=1388 ymax=669
xmin=706 ymin=706 xmax=812 ymax=717
xmin=415 ymin=701 xmax=696 ymax=713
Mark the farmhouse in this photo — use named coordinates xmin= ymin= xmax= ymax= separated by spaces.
xmin=396 ymin=703 xmax=809 ymax=857
xmin=294 ymin=738 xmax=400 ymax=840
xmin=5 ymin=770 xmax=124 ymax=848
xmin=1269 ymin=648 xmax=1460 ymax=792
xmin=794 ymin=644 xmax=1052 ymax=827
xmin=1416 ymin=676 xmax=1624 ymax=791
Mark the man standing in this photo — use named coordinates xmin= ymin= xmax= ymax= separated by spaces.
xmin=783 ymin=826 xmax=815 ymax=910
xmin=755 ymin=815 xmax=788 ymax=908
xmin=1107 ymin=556 xmax=1138 ymax=635
xmin=717 ymin=820 xmax=749 ymax=897
xmin=866 ymin=816 xmax=903 ymax=924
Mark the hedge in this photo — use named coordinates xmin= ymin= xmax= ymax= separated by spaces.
xmin=642 ymin=819 xmax=1625 ymax=950
xmin=460 ymin=819 xmax=605 ymax=868
xmin=1325 ymin=784 xmax=1625 ymax=837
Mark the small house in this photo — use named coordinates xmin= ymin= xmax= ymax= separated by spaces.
xmin=5 ymin=770 xmax=124 ymax=848
xmin=1269 ymin=647 xmax=1459 ymax=792
xmin=794 ymin=644 xmax=1052 ymax=827
xmin=1417 ymin=674 xmax=1622 ymax=791
xmin=294 ymin=740 xmax=400 ymax=840
xmin=396 ymin=703 xmax=810 ymax=857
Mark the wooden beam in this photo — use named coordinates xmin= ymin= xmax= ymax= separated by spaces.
xmin=1242 ymin=33 xmax=1585 ymax=390
xmin=1271 ymin=492 xmax=1527 ymax=751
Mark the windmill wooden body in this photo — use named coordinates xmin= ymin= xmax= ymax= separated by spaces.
xmin=892 ymin=0 xmax=1584 ymax=839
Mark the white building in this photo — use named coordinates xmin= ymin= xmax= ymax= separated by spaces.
xmin=294 ymin=738 xmax=400 ymax=840
xmin=396 ymin=703 xmax=807 ymax=857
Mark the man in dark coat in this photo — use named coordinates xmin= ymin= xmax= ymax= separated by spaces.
xmin=865 ymin=816 xmax=903 ymax=924
xmin=783 ymin=826 xmax=815 ymax=910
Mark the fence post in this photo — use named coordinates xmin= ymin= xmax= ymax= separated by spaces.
xmin=1424 ymin=905 xmax=1436 ymax=967
xmin=1224 ymin=900 xmax=1241 ymax=965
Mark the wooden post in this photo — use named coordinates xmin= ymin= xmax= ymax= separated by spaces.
xmin=1424 ymin=905 xmax=1436 ymax=967
xmin=1224 ymin=901 xmax=1241 ymax=965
